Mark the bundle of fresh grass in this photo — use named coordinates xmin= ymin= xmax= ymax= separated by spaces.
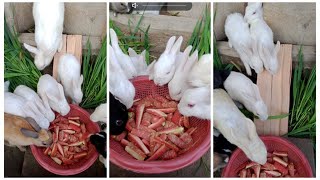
xmin=288 ymin=47 xmax=316 ymax=143
xmin=4 ymin=18 xmax=42 ymax=91
xmin=80 ymin=37 xmax=107 ymax=109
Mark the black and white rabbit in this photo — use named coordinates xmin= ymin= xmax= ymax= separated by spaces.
xmin=110 ymin=92 xmax=129 ymax=135
xmin=90 ymin=131 xmax=106 ymax=168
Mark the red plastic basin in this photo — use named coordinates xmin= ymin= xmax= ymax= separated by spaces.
xmin=109 ymin=75 xmax=211 ymax=174
xmin=31 ymin=104 xmax=100 ymax=176
xmin=222 ymin=136 xmax=313 ymax=177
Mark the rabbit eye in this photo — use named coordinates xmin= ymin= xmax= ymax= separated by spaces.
xmin=253 ymin=12 xmax=256 ymax=15
xmin=166 ymin=71 xmax=170 ymax=75
xmin=116 ymin=120 xmax=124 ymax=126
xmin=188 ymin=104 xmax=195 ymax=108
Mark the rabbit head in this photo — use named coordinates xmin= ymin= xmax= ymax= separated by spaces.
xmin=169 ymin=46 xmax=198 ymax=101
xmin=71 ymin=75 xmax=84 ymax=104
xmin=178 ymin=86 xmax=211 ymax=120
xmin=231 ymin=117 xmax=267 ymax=164
xmin=244 ymin=2 xmax=263 ymax=24
xmin=46 ymin=83 xmax=70 ymax=116
xmin=154 ymin=36 xmax=183 ymax=86
xmin=90 ymin=103 xmax=107 ymax=123
xmin=128 ymin=48 xmax=148 ymax=75
xmin=22 ymin=117 xmax=53 ymax=147
xmin=187 ymin=54 xmax=211 ymax=87
xmin=23 ymin=43 xmax=52 ymax=70
xmin=110 ymin=93 xmax=129 ymax=135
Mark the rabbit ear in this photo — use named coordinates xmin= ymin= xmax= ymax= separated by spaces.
xmin=46 ymin=91 xmax=59 ymax=103
xmin=128 ymin=48 xmax=138 ymax=57
xmin=57 ymin=83 xmax=65 ymax=98
xmin=109 ymin=28 xmax=122 ymax=53
xmin=170 ymin=36 xmax=183 ymax=55
xmin=244 ymin=117 xmax=257 ymax=140
xmin=184 ymin=50 xmax=198 ymax=71
xmin=238 ymin=44 xmax=253 ymax=76
xmin=25 ymin=117 xmax=41 ymax=132
xmin=140 ymin=50 xmax=146 ymax=59
xmin=252 ymin=83 xmax=262 ymax=100
xmin=164 ymin=36 xmax=176 ymax=54
xmin=79 ymin=75 xmax=84 ymax=85
xmin=21 ymin=128 xmax=39 ymax=139
xmin=24 ymin=43 xmax=39 ymax=55
xmin=183 ymin=45 xmax=192 ymax=57
xmin=274 ymin=41 xmax=281 ymax=55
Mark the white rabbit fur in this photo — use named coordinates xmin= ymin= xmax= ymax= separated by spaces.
xmin=4 ymin=92 xmax=50 ymax=129
xmin=109 ymin=45 xmax=135 ymax=109
xmin=168 ymin=46 xmax=198 ymax=101
xmin=213 ymin=89 xmax=267 ymax=164
xmin=4 ymin=81 xmax=10 ymax=92
xmin=37 ymin=74 xmax=70 ymax=116
xmin=14 ymin=85 xmax=55 ymax=122
xmin=187 ymin=54 xmax=211 ymax=87
xmin=24 ymin=2 xmax=64 ymax=70
xmin=110 ymin=28 xmax=137 ymax=79
xmin=90 ymin=103 xmax=107 ymax=123
xmin=57 ymin=54 xmax=83 ymax=104
xmin=178 ymin=86 xmax=211 ymax=120
xmin=223 ymin=71 xmax=268 ymax=120
xmin=244 ymin=3 xmax=280 ymax=75
xmin=225 ymin=13 xmax=263 ymax=75
xmin=153 ymin=36 xmax=183 ymax=86
xmin=128 ymin=48 xmax=148 ymax=76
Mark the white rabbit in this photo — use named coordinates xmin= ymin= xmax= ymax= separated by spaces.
xmin=23 ymin=2 xmax=64 ymax=70
xmin=90 ymin=103 xmax=107 ymax=123
xmin=109 ymin=28 xmax=137 ymax=79
xmin=4 ymin=81 xmax=10 ymax=92
xmin=178 ymin=86 xmax=211 ymax=120
xmin=187 ymin=54 xmax=211 ymax=87
xmin=153 ymin=36 xmax=183 ymax=86
xmin=57 ymin=54 xmax=83 ymax=104
xmin=213 ymin=89 xmax=267 ymax=164
xmin=14 ymin=85 xmax=55 ymax=122
xmin=225 ymin=13 xmax=263 ymax=75
xmin=128 ymin=48 xmax=148 ymax=76
xmin=37 ymin=74 xmax=70 ymax=116
xmin=168 ymin=46 xmax=198 ymax=101
xmin=109 ymin=45 xmax=135 ymax=109
xmin=4 ymin=92 xmax=50 ymax=129
xmin=223 ymin=71 xmax=268 ymax=120
xmin=244 ymin=3 xmax=280 ymax=75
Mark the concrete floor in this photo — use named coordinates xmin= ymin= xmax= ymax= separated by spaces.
xmin=4 ymin=146 xmax=106 ymax=177
xmin=110 ymin=149 xmax=211 ymax=177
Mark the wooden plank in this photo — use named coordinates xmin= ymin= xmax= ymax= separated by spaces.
xmin=280 ymin=45 xmax=293 ymax=135
xmin=66 ymin=35 xmax=82 ymax=64
xmin=217 ymin=41 xmax=315 ymax=68
xmin=254 ymin=70 xmax=272 ymax=135
xmin=52 ymin=35 xmax=67 ymax=80
xmin=254 ymin=44 xmax=292 ymax=136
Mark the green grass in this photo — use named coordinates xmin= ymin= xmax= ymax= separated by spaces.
xmin=80 ymin=37 xmax=107 ymax=109
xmin=109 ymin=13 xmax=152 ymax=64
xmin=188 ymin=4 xmax=211 ymax=56
xmin=4 ymin=17 xmax=42 ymax=91
xmin=287 ymin=46 xmax=316 ymax=143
